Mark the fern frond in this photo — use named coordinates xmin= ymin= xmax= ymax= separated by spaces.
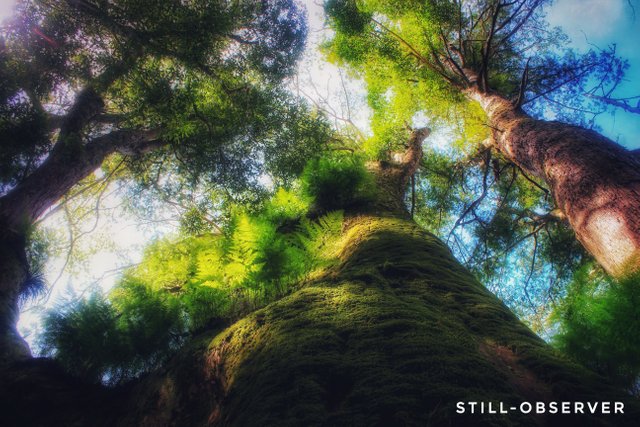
xmin=294 ymin=210 xmax=344 ymax=268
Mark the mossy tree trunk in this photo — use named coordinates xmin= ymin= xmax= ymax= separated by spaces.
xmin=3 ymin=130 xmax=639 ymax=426
xmin=186 ymin=215 xmax=637 ymax=426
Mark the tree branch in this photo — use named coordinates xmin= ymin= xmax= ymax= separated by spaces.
xmin=516 ymin=164 xmax=548 ymax=197
xmin=514 ymin=57 xmax=530 ymax=108
xmin=0 ymin=128 xmax=164 ymax=229
xmin=396 ymin=127 xmax=431 ymax=179
xmin=57 ymin=86 xmax=105 ymax=143
xmin=586 ymin=93 xmax=640 ymax=115
xmin=448 ymin=150 xmax=491 ymax=242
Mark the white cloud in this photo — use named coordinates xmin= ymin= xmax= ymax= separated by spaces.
xmin=546 ymin=0 xmax=625 ymax=48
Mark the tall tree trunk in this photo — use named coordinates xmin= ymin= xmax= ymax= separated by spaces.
xmin=468 ymin=90 xmax=640 ymax=277
xmin=3 ymin=130 xmax=639 ymax=426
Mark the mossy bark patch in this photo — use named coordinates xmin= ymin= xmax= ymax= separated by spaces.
xmin=4 ymin=218 xmax=638 ymax=426
xmin=199 ymin=216 xmax=639 ymax=426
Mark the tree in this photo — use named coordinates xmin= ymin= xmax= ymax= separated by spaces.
xmin=3 ymin=2 xmax=640 ymax=426
xmin=4 ymin=126 xmax=640 ymax=426
xmin=0 ymin=0 xmax=311 ymax=362
xmin=324 ymin=0 xmax=640 ymax=277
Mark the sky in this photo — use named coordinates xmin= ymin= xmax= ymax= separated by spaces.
xmin=0 ymin=1 xmax=15 ymax=21
xmin=3 ymin=0 xmax=639 ymax=345
xmin=547 ymin=0 xmax=640 ymax=148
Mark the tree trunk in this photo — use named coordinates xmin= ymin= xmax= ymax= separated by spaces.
xmin=469 ymin=90 xmax=640 ymax=277
xmin=0 ymin=232 xmax=31 ymax=362
xmin=0 ymin=128 xmax=163 ymax=363
xmin=2 ymin=131 xmax=639 ymax=426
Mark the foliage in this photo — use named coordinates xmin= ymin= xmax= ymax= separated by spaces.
xmin=413 ymin=146 xmax=587 ymax=327
xmin=39 ymin=181 xmax=347 ymax=384
xmin=301 ymin=152 xmax=375 ymax=210
xmin=0 ymin=93 xmax=50 ymax=194
xmin=19 ymin=226 xmax=55 ymax=302
xmin=39 ymin=291 xmax=184 ymax=385
xmin=0 ymin=0 xmax=311 ymax=195
xmin=551 ymin=266 xmax=640 ymax=390
xmin=0 ymin=0 xmax=336 ymax=350
xmin=119 ymin=86 xmax=331 ymax=198
xmin=202 ymin=215 xmax=634 ymax=426
xmin=320 ymin=2 xmax=602 ymax=322
xmin=321 ymin=1 xmax=624 ymax=318
xmin=264 ymin=187 xmax=311 ymax=224
xmin=324 ymin=0 xmax=372 ymax=35
xmin=296 ymin=210 xmax=345 ymax=269
xmin=22 ymin=0 xmax=639 ymax=400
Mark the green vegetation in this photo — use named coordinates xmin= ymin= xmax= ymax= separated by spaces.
xmin=321 ymin=0 xmax=632 ymax=328
xmin=38 ymin=158 xmax=374 ymax=383
xmin=122 ymin=216 xmax=638 ymax=426
xmin=301 ymin=153 xmax=375 ymax=211
xmin=6 ymin=2 xmax=640 ymax=425
xmin=552 ymin=267 xmax=640 ymax=390
xmin=38 ymin=290 xmax=184 ymax=384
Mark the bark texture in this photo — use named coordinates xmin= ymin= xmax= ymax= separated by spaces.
xmin=470 ymin=91 xmax=640 ymax=276
xmin=2 ymin=132 xmax=639 ymax=426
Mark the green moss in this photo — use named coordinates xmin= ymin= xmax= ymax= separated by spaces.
xmin=201 ymin=216 xmax=640 ymax=426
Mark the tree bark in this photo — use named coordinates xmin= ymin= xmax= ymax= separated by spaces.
xmin=0 ymin=232 xmax=31 ymax=362
xmin=468 ymin=90 xmax=640 ymax=277
xmin=3 ymin=130 xmax=639 ymax=426
xmin=0 ymin=127 xmax=163 ymax=363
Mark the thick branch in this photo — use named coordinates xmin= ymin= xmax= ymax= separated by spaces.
xmin=0 ymin=129 xmax=164 ymax=231
xmin=396 ymin=127 xmax=431 ymax=180
xmin=366 ymin=127 xmax=430 ymax=217
xmin=57 ymin=87 xmax=105 ymax=142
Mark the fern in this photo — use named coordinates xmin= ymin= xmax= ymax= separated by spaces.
xmin=224 ymin=214 xmax=276 ymax=288
xmin=294 ymin=210 xmax=344 ymax=269
xmin=301 ymin=154 xmax=375 ymax=210
xmin=39 ymin=188 xmax=346 ymax=385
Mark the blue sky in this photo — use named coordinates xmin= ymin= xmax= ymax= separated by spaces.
xmin=547 ymin=0 xmax=640 ymax=149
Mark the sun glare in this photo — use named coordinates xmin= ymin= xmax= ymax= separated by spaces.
xmin=0 ymin=0 xmax=17 ymax=23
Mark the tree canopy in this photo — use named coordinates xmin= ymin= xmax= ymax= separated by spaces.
xmin=0 ymin=0 xmax=316 ymax=216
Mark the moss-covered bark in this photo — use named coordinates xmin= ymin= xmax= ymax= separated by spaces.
xmin=3 ymin=135 xmax=639 ymax=426
xmin=109 ymin=215 xmax=638 ymax=426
